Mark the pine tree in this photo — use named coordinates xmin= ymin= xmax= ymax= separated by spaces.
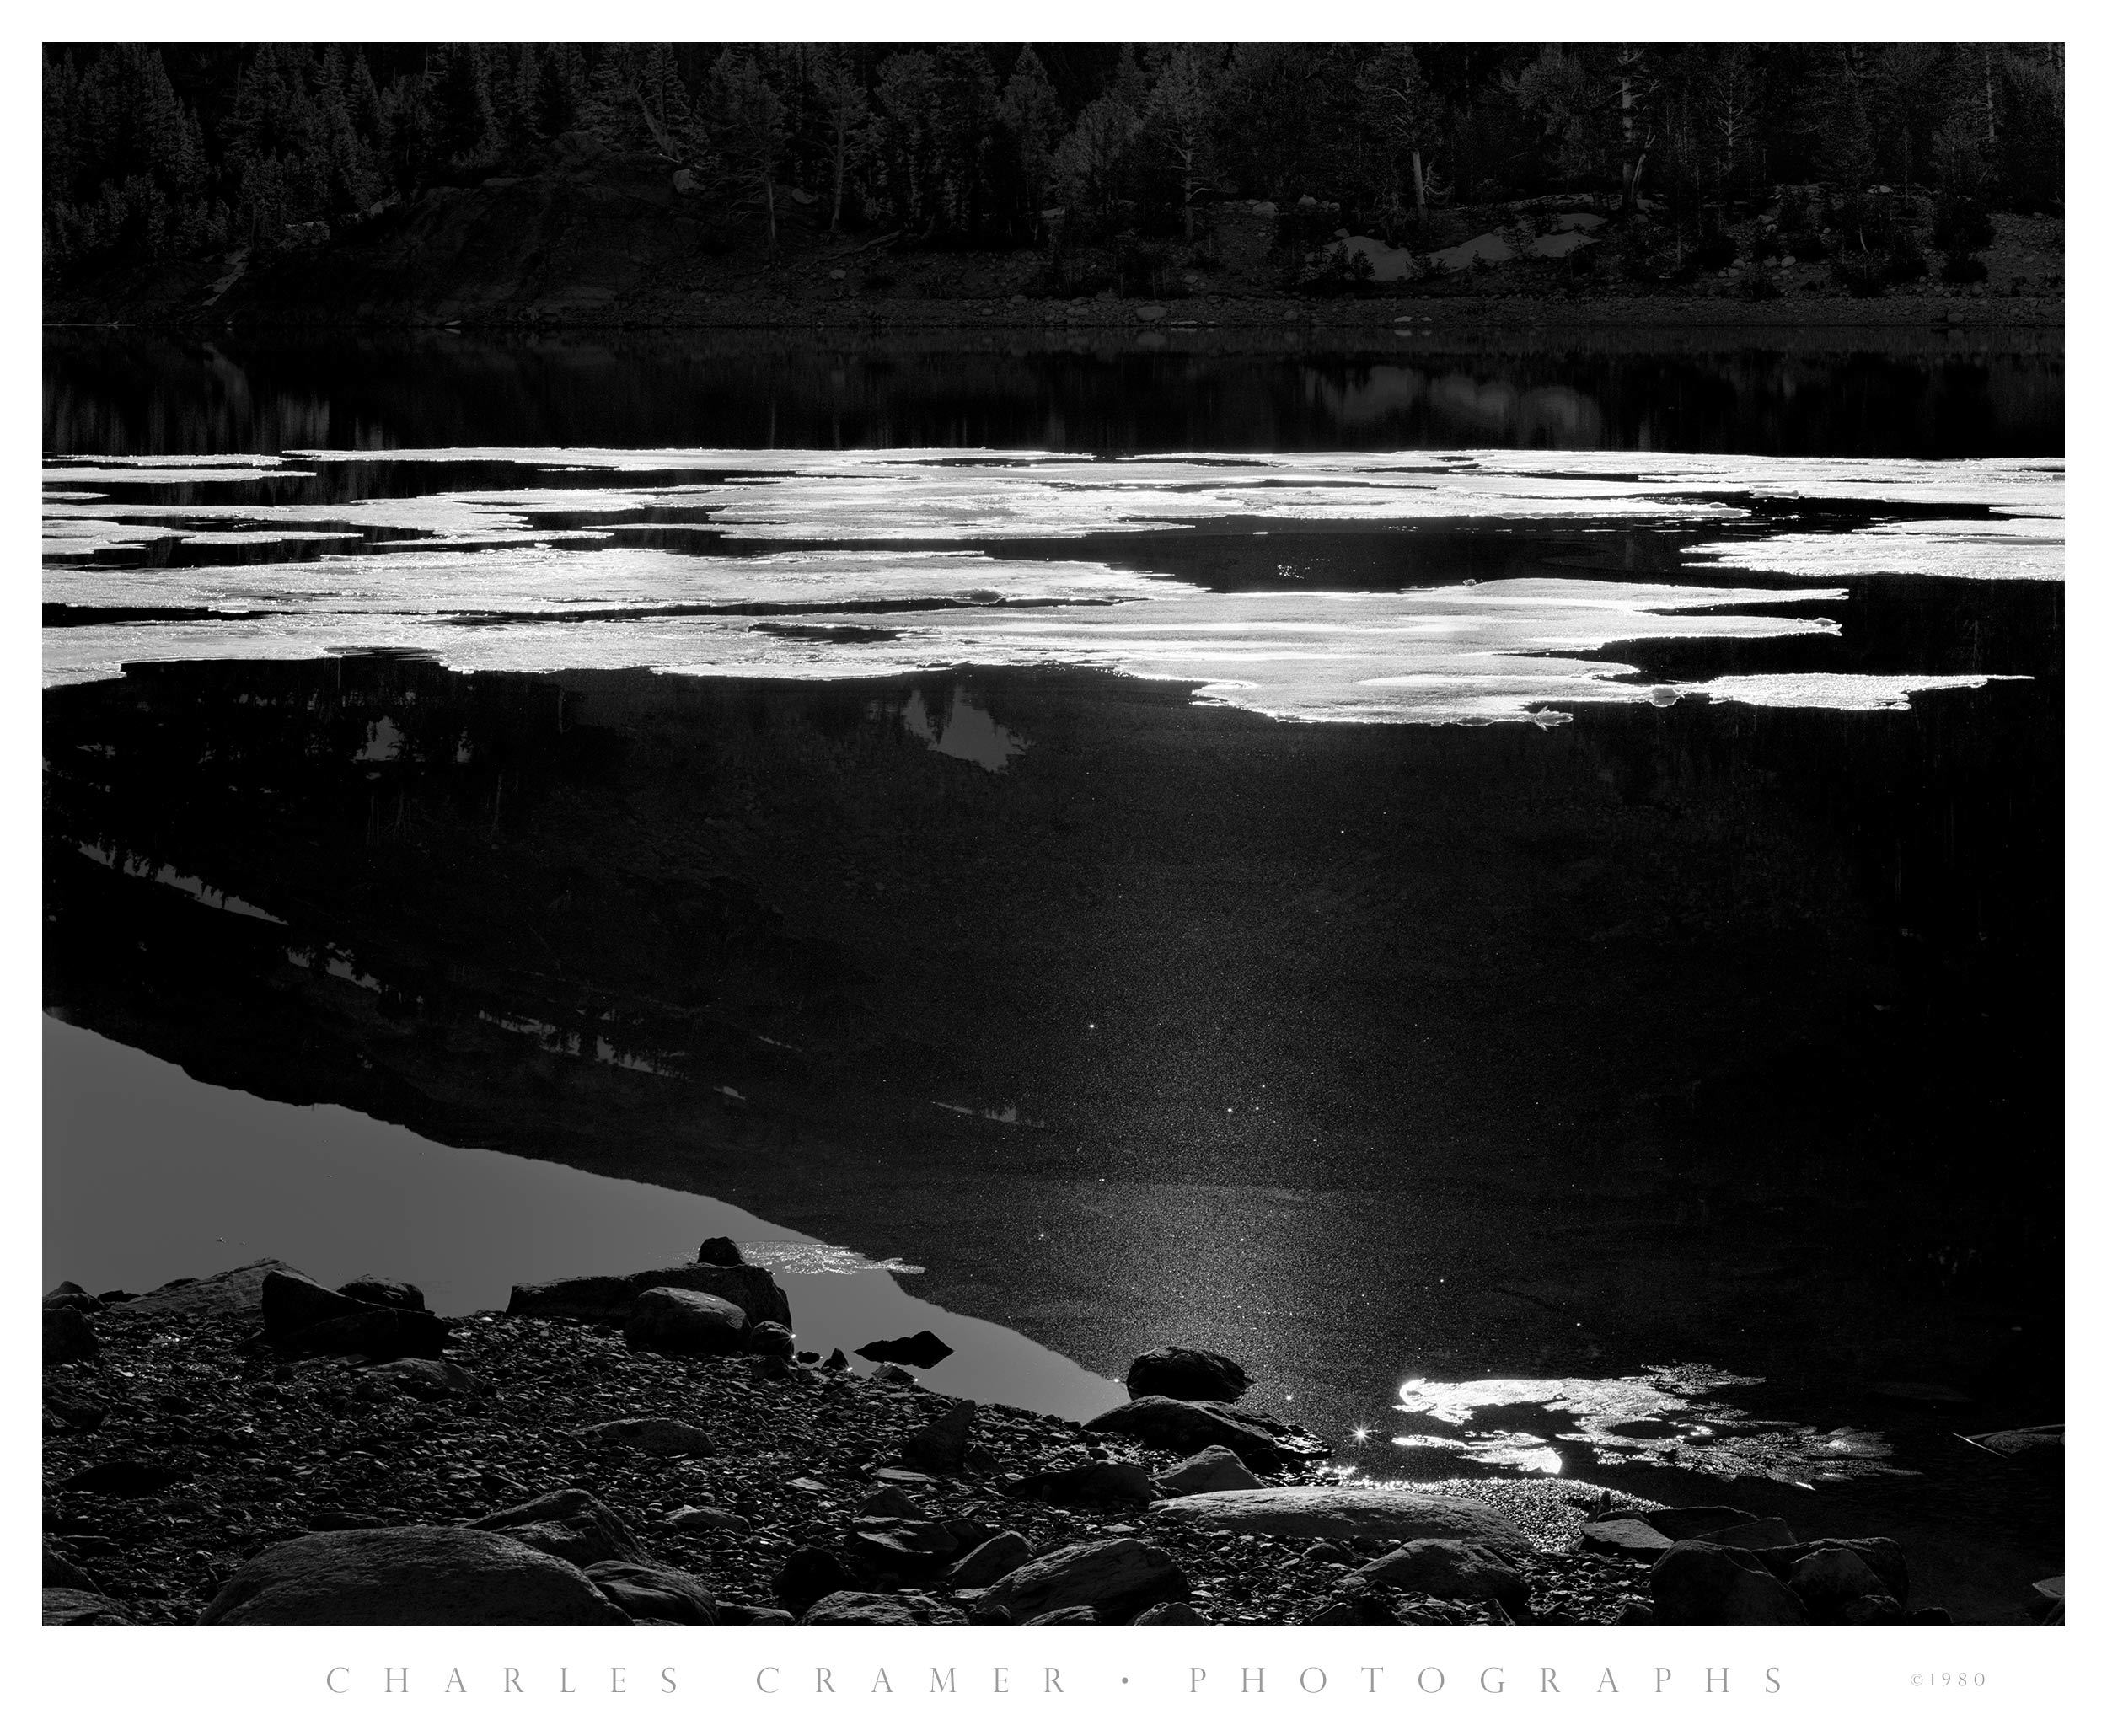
xmin=999 ymin=46 xmax=1064 ymax=217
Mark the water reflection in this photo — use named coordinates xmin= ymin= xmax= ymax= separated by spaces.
xmin=42 ymin=1015 xmax=1126 ymax=1420
xmin=1389 ymin=1366 xmax=1910 ymax=1487
xmin=44 ymin=331 xmax=2062 ymax=459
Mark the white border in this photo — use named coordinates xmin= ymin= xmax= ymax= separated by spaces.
xmin=12 ymin=8 xmax=2088 ymax=1731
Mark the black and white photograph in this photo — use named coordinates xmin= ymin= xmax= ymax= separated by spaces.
xmin=30 ymin=6 xmax=2075 ymax=1715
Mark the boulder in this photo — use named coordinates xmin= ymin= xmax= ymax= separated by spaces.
xmin=696 ymin=1237 xmax=746 ymax=1266
xmin=1580 ymin=1517 xmax=1674 ymax=1560
xmin=45 ymin=1589 xmax=132 ymax=1625
xmin=1158 ymin=1444 xmax=1262 ymax=1494
xmin=45 ymin=1307 xmax=99 ymax=1366
xmin=509 ymin=1261 xmax=790 ymax=1329
xmin=1749 ymin=1537 xmax=1907 ymax=1605
xmin=1786 ymin=1546 xmax=1891 ymax=1616
xmin=276 ymin=1308 xmax=452 ymax=1361
xmin=1025 ymin=1606 xmax=1097 ymax=1625
xmin=803 ymin=1591 xmax=919 ymax=1626
xmin=1649 ymin=1541 xmax=1809 ymax=1626
xmin=1972 ymin=1424 xmax=2062 ymax=1458
xmin=338 ymin=1275 xmax=427 ymax=1311
xmin=1155 ymin=1487 xmax=1532 ymax=1559
xmin=585 ymin=1561 xmax=716 ymax=1625
xmin=982 ymin=1538 xmax=1189 ymax=1624
xmin=866 ymin=1362 xmax=918 ymax=1386
xmin=746 ymin=1321 xmax=795 ymax=1358
xmin=716 ymin=1604 xmax=797 ymax=1626
xmin=1842 ymin=1594 xmax=1905 ymax=1625
xmin=774 ymin=1547 xmax=850 ymax=1615
xmin=669 ymin=1506 xmax=749 ymax=1535
xmin=200 ymin=1526 xmax=629 ymax=1625
xmin=900 ymin=1399 xmax=975 ymax=1473
xmin=1342 ymin=1539 xmax=1530 ymax=1616
xmin=1085 ymin=1396 xmax=1280 ymax=1466
xmin=1124 ymin=1346 xmax=1251 ymax=1402
xmin=1133 ymin=1600 xmax=1205 ymax=1626
xmin=44 ymin=1281 xmax=105 ymax=1313
xmin=579 ymin=1418 xmax=715 ymax=1458
xmin=468 ymin=1488 xmax=650 ymax=1568
xmin=624 ymin=1288 xmax=748 ymax=1356
xmin=44 ymin=1540 xmax=102 ymax=1593
xmin=945 ymin=1532 xmax=1032 ymax=1589
xmin=261 ymin=1268 xmax=373 ymax=1338
xmin=857 ymin=1330 xmax=954 ymax=1368
xmin=111 ymin=1258 xmax=305 ymax=1319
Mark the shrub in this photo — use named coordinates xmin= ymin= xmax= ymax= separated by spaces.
xmin=1940 ymin=253 xmax=1989 ymax=284
xmin=1302 ymin=242 xmax=1375 ymax=296
xmin=1690 ymin=231 xmax=1739 ymax=272
xmin=1883 ymin=235 xmax=1930 ymax=284
xmin=1736 ymin=266 xmax=1783 ymax=300
xmin=1781 ymin=230 xmax=1826 ymax=261
xmin=1831 ymin=252 xmax=1887 ymax=297
xmin=1933 ymin=197 xmax=1996 ymax=253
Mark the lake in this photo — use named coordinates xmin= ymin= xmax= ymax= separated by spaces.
xmin=42 ymin=329 xmax=2062 ymax=1619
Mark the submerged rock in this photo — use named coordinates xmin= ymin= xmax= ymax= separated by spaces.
xmin=200 ymin=1526 xmax=630 ymax=1625
xmin=695 ymin=1237 xmax=747 ymax=1266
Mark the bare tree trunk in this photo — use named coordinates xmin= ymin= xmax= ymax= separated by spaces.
xmin=764 ymin=174 xmax=777 ymax=257
xmin=1412 ymin=148 xmax=1427 ymax=228
xmin=830 ymin=119 xmax=846 ymax=233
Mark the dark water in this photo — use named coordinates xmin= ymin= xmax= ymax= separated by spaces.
xmin=41 ymin=332 xmax=2062 ymax=1620
xmin=45 ymin=328 xmax=2062 ymax=458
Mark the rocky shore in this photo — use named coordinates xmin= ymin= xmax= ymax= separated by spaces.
xmin=44 ymin=1245 xmax=1973 ymax=1627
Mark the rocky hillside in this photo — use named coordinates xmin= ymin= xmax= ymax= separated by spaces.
xmin=48 ymin=141 xmax=2063 ymax=332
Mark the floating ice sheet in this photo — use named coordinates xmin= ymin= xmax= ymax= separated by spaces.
xmin=44 ymin=576 xmax=1868 ymax=725
xmin=43 ymin=446 xmax=2055 ymax=725
xmin=1685 ymin=517 xmax=2063 ymax=582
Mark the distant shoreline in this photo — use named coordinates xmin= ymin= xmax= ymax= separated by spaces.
xmin=45 ymin=294 xmax=2065 ymax=340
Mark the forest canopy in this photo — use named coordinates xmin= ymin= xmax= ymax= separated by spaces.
xmin=43 ymin=42 xmax=2063 ymax=277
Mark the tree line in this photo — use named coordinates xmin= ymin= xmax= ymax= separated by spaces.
xmin=44 ymin=42 xmax=2062 ymax=277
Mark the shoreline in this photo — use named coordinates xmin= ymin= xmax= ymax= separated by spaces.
xmin=45 ymin=295 xmax=2064 ymax=340
xmin=46 ymin=1247 xmax=1983 ymax=1629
